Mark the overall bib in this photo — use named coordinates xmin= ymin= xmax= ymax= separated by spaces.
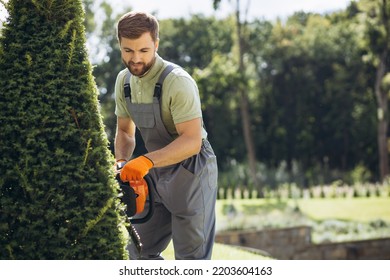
xmin=125 ymin=68 xmax=218 ymax=260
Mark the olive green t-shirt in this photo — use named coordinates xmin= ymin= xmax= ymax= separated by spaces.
xmin=114 ymin=54 xmax=207 ymax=139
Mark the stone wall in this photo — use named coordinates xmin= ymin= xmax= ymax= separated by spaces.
xmin=293 ymin=238 xmax=390 ymax=259
xmin=215 ymin=226 xmax=390 ymax=260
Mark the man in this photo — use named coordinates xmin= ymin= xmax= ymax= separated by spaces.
xmin=114 ymin=11 xmax=218 ymax=260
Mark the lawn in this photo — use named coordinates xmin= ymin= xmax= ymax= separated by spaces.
xmin=294 ymin=197 xmax=390 ymax=222
xmin=162 ymin=242 xmax=272 ymax=260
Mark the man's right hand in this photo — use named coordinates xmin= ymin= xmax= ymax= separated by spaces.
xmin=114 ymin=159 xmax=127 ymax=176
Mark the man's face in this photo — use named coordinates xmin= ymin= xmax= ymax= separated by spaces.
xmin=120 ymin=32 xmax=159 ymax=77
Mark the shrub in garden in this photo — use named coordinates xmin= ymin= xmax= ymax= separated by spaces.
xmin=0 ymin=0 xmax=128 ymax=259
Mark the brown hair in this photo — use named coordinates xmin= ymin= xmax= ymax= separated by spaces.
xmin=117 ymin=11 xmax=159 ymax=42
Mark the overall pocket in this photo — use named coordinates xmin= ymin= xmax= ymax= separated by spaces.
xmin=166 ymin=165 xmax=201 ymax=216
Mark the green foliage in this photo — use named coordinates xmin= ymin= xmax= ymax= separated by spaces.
xmin=194 ymin=53 xmax=243 ymax=165
xmin=350 ymin=164 xmax=372 ymax=184
xmin=258 ymin=11 xmax=376 ymax=177
xmin=358 ymin=0 xmax=390 ymax=61
xmin=0 ymin=0 xmax=128 ymax=259
xmin=159 ymin=15 xmax=234 ymax=71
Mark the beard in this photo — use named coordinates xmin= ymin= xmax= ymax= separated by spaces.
xmin=123 ymin=57 xmax=155 ymax=77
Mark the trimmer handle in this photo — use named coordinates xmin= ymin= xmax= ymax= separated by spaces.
xmin=116 ymin=174 xmax=155 ymax=224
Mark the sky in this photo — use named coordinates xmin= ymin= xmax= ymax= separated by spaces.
xmin=113 ymin=0 xmax=355 ymax=20
xmin=0 ymin=0 xmax=355 ymax=23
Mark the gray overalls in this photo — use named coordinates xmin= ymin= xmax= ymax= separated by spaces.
xmin=124 ymin=65 xmax=218 ymax=260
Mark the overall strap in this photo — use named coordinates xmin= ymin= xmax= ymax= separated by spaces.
xmin=123 ymin=64 xmax=176 ymax=102
xmin=124 ymin=70 xmax=131 ymax=101
xmin=154 ymin=64 xmax=175 ymax=100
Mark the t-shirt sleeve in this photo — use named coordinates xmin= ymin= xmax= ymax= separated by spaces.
xmin=167 ymin=75 xmax=202 ymax=124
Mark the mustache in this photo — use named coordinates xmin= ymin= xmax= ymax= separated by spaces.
xmin=130 ymin=61 xmax=144 ymax=66
xmin=121 ymin=58 xmax=143 ymax=67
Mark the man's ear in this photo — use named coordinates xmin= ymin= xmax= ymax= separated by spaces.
xmin=155 ymin=38 xmax=160 ymax=52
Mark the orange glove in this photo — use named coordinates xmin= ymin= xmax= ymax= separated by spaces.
xmin=130 ymin=179 xmax=149 ymax=214
xmin=120 ymin=155 xmax=154 ymax=182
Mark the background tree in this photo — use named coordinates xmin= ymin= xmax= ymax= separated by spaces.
xmin=0 ymin=0 xmax=128 ymax=259
xmin=213 ymin=0 xmax=261 ymax=194
xmin=159 ymin=14 xmax=233 ymax=72
xmin=358 ymin=0 xmax=390 ymax=182
xmin=255 ymin=8 xmax=377 ymax=185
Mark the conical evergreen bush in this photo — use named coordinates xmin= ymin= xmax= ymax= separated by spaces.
xmin=0 ymin=0 xmax=128 ymax=259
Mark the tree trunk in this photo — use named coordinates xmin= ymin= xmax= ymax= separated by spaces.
xmin=375 ymin=50 xmax=389 ymax=182
xmin=235 ymin=0 xmax=262 ymax=195
xmin=239 ymin=88 xmax=260 ymax=191
xmin=375 ymin=0 xmax=390 ymax=182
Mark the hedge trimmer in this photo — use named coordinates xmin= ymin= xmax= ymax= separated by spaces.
xmin=116 ymin=172 xmax=155 ymax=258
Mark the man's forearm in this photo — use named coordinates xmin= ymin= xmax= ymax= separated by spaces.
xmin=146 ymin=134 xmax=201 ymax=167
xmin=114 ymin=131 xmax=135 ymax=161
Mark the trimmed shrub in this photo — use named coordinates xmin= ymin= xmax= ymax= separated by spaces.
xmin=0 ymin=0 xmax=128 ymax=259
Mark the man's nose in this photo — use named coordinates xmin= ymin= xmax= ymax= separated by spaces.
xmin=131 ymin=52 xmax=142 ymax=63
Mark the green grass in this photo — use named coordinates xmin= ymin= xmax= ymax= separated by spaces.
xmin=293 ymin=197 xmax=390 ymax=222
xmin=162 ymin=242 xmax=272 ymax=260
xmin=217 ymin=197 xmax=390 ymax=223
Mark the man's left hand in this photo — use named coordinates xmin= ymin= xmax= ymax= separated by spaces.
xmin=120 ymin=155 xmax=154 ymax=181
